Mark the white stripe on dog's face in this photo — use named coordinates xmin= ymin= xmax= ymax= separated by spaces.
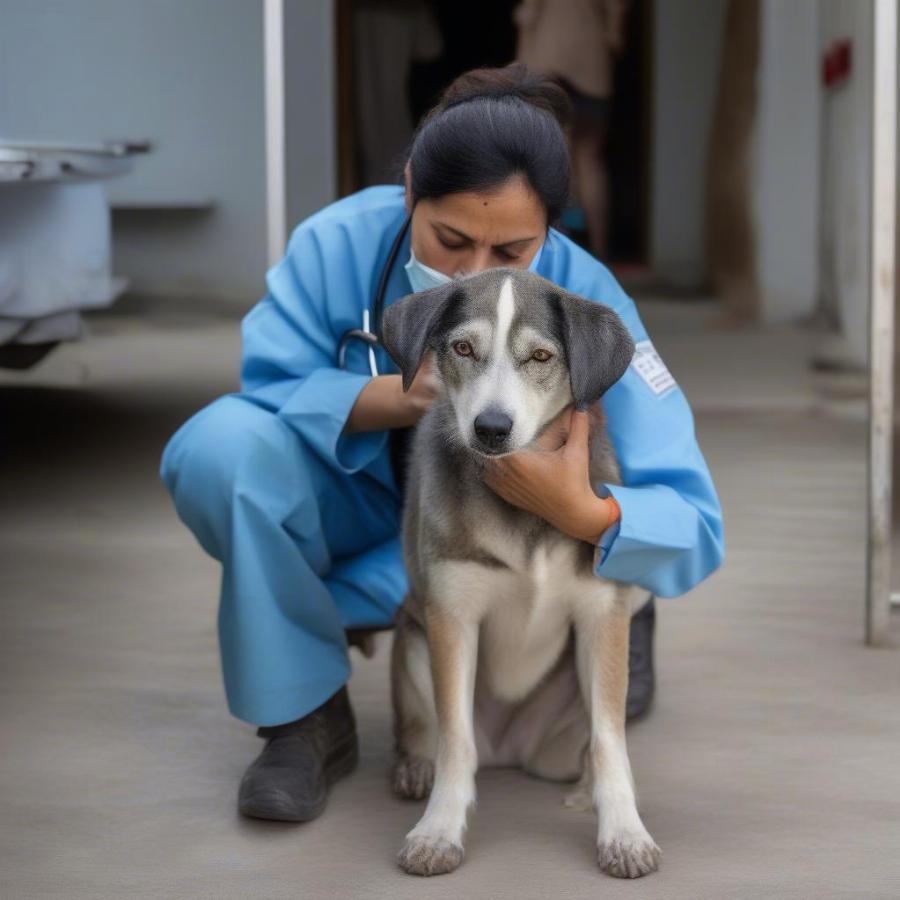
xmin=460 ymin=277 xmax=515 ymax=427
xmin=443 ymin=276 xmax=571 ymax=456
xmin=493 ymin=276 xmax=516 ymax=357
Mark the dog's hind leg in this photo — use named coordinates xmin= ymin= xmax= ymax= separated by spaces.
xmin=572 ymin=584 xmax=661 ymax=878
xmin=391 ymin=607 xmax=437 ymax=800
xmin=516 ymin=678 xmax=591 ymax=810
xmin=518 ymin=647 xmax=589 ymax=784
xmin=561 ymin=747 xmax=594 ymax=811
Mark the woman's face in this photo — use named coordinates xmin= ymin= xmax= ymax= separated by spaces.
xmin=405 ymin=173 xmax=547 ymax=276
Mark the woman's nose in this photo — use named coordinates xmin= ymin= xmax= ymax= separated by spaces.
xmin=463 ymin=249 xmax=496 ymax=274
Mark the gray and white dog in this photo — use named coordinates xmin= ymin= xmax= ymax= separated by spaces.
xmin=381 ymin=267 xmax=661 ymax=879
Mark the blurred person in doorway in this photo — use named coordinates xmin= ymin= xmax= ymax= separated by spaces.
xmin=514 ymin=0 xmax=631 ymax=259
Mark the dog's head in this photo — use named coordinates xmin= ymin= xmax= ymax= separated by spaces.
xmin=381 ymin=268 xmax=634 ymax=457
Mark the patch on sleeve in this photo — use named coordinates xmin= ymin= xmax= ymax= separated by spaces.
xmin=631 ymin=340 xmax=677 ymax=396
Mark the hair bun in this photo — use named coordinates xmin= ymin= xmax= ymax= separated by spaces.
xmin=430 ymin=62 xmax=572 ymax=131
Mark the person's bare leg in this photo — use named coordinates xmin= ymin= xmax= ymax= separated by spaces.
xmin=571 ymin=126 xmax=610 ymax=260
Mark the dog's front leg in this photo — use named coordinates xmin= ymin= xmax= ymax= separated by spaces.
xmin=573 ymin=586 xmax=661 ymax=878
xmin=397 ymin=603 xmax=478 ymax=876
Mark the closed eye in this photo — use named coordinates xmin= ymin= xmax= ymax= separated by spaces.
xmin=439 ymin=239 xmax=519 ymax=261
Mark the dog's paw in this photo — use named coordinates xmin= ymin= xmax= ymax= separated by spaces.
xmin=398 ymin=836 xmax=463 ymax=876
xmin=562 ymin=785 xmax=593 ymax=812
xmin=597 ymin=833 xmax=661 ymax=878
xmin=392 ymin=755 xmax=434 ymax=800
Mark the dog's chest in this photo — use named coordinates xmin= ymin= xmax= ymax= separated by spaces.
xmin=476 ymin=534 xmax=584 ymax=703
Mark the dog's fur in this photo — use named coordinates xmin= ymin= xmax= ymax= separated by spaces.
xmin=381 ymin=268 xmax=661 ymax=878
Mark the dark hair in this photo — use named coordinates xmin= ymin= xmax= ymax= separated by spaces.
xmin=404 ymin=63 xmax=573 ymax=226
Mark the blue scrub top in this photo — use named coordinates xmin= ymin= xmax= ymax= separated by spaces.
xmin=240 ymin=185 xmax=725 ymax=599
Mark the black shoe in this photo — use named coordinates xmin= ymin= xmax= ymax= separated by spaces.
xmin=238 ymin=685 xmax=359 ymax=822
xmin=626 ymin=595 xmax=656 ymax=722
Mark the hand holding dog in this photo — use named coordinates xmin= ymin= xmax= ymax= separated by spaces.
xmin=482 ymin=406 xmax=614 ymax=544
xmin=345 ymin=352 xmax=439 ymax=433
xmin=402 ymin=351 xmax=440 ymax=420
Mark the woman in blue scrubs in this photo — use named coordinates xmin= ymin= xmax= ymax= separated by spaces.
xmin=160 ymin=63 xmax=724 ymax=823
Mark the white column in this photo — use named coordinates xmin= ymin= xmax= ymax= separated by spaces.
xmin=264 ymin=0 xmax=287 ymax=267
xmin=866 ymin=0 xmax=897 ymax=646
xmin=754 ymin=0 xmax=821 ymax=324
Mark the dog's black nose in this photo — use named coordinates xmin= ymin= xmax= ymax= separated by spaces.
xmin=474 ymin=408 xmax=513 ymax=449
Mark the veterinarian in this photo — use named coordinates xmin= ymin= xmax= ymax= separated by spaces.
xmin=160 ymin=63 xmax=724 ymax=824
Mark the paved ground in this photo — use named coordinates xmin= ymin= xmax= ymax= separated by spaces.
xmin=2 ymin=297 xmax=898 ymax=899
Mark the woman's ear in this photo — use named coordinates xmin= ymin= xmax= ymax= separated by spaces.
xmin=548 ymin=289 xmax=635 ymax=408
xmin=382 ymin=282 xmax=462 ymax=391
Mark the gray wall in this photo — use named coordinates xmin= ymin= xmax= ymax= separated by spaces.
xmin=1 ymin=0 xmax=269 ymax=307
xmin=754 ymin=0 xmax=821 ymax=324
xmin=1 ymin=0 xmax=734 ymax=302
xmin=651 ymin=0 xmax=728 ymax=288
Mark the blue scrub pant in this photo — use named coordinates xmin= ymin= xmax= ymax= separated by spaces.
xmin=160 ymin=394 xmax=407 ymax=727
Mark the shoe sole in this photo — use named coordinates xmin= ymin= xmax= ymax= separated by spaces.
xmin=238 ymin=732 xmax=359 ymax=823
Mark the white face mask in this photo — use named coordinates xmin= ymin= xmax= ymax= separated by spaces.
xmin=403 ymin=237 xmax=545 ymax=293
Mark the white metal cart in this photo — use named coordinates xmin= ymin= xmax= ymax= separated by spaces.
xmin=0 ymin=139 xmax=148 ymax=368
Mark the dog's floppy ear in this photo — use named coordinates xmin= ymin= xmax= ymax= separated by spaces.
xmin=549 ymin=288 xmax=636 ymax=408
xmin=381 ymin=281 xmax=463 ymax=391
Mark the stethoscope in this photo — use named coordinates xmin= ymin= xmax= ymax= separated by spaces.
xmin=336 ymin=210 xmax=413 ymax=377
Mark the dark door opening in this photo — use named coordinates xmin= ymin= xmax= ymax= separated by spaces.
xmin=337 ymin=0 xmax=651 ymax=267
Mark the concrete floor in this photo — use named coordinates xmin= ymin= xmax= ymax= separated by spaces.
xmin=2 ymin=297 xmax=899 ymax=899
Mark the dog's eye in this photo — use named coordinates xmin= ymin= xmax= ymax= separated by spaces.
xmin=453 ymin=341 xmax=473 ymax=357
xmin=531 ymin=349 xmax=553 ymax=362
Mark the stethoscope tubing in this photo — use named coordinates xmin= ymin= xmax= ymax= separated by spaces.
xmin=336 ymin=210 xmax=413 ymax=376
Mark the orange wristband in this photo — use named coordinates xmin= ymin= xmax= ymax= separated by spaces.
xmin=605 ymin=496 xmax=621 ymax=527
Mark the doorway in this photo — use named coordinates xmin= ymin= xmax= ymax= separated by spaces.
xmin=336 ymin=0 xmax=652 ymax=267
